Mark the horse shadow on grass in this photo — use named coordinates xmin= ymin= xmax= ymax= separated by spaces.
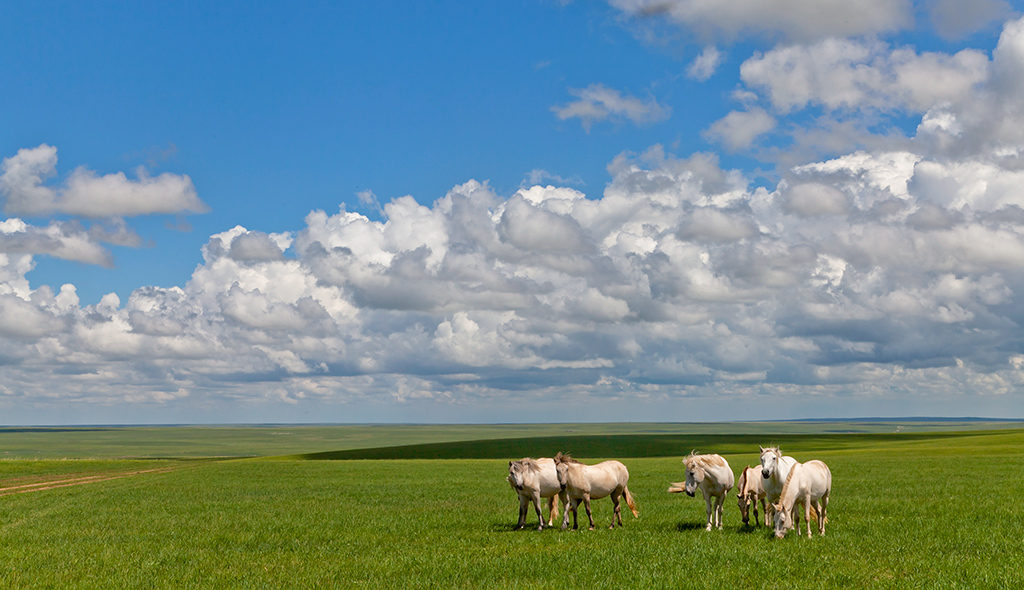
xmin=674 ymin=522 xmax=709 ymax=532
xmin=491 ymin=521 xmax=564 ymax=533
xmin=674 ymin=521 xmax=774 ymax=537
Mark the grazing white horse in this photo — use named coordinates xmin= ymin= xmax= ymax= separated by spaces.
xmin=555 ymin=453 xmax=638 ymax=530
xmin=759 ymin=446 xmax=799 ymax=524
xmin=507 ymin=457 xmax=563 ymax=530
xmin=773 ymin=459 xmax=832 ymax=539
xmin=736 ymin=465 xmax=768 ymax=527
xmin=668 ymin=453 xmax=735 ymax=531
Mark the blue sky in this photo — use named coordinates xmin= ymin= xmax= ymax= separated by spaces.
xmin=9 ymin=1 xmax=733 ymax=303
xmin=3 ymin=0 xmax=1024 ymax=424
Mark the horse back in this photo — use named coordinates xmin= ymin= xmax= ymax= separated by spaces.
xmin=703 ymin=460 xmax=734 ymax=494
xmin=520 ymin=457 xmax=561 ymax=498
xmin=741 ymin=466 xmax=764 ymax=497
xmin=801 ymin=460 xmax=832 ymax=495
xmin=574 ymin=460 xmax=629 ymax=499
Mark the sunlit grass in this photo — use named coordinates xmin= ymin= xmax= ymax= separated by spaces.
xmin=1 ymin=429 xmax=1022 ymax=588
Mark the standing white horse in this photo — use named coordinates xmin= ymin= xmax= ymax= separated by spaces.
xmin=773 ymin=459 xmax=832 ymax=539
xmin=759 ymin=446 xmax=799 ymax=524
xmin=507 ymin=457 xmax=563 ymax=530
xmin=555 ymin=453 xmax=638 ymax=530
xmin=736 ymin=465 xmax=768 ymax=527
xmin=668 ymin=453 xmax=734 ymax=530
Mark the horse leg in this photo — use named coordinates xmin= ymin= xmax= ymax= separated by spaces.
xmin=804 ymin=495 xmax=813 ymax=538
xmin=818 ymin=493 xmax=829 ymax=536
xmin=760 ymin=498 xmax=768 ymax=527
xmin=546 ymin=495 xmax=558 ymax=528
xmin=704 ymin=492 xmax=713 ymax=531
xmin=715 ymin=494 xmax=725 ymax=529
xmin=515 ymin=494 xmax=528 ymax=530
xmin=610 ymin=490 xmax=622 ymax=529
xmin=531 ymin=491 xmax=544 ymax=531
xmin=561 ymin=497 xmax=576 ymax=530
xmin=581 ymin=493 xmax=595 ymax=530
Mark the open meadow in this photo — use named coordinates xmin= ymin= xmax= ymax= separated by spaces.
xmin=1 ymin=422 xmax=1023 ymax=589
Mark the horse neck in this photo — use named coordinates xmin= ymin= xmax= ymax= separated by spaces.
xmin=772 ymin=455 xmax=793 ymax=481
xmin=778 ymin=464 xmax=798 ymax=509
xmin=566 ymin=462 xmax=588 ymax=485
xmin=741 ymin=468 xmax=759 ymax=495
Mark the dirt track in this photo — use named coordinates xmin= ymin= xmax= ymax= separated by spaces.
xmin=0 ymin=466 xmax=181 ymax=496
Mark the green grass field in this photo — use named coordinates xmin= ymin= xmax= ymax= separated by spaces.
xmin=1 ymin=423 xmax=1023 ymax=588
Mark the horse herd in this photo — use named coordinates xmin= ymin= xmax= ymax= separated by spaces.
xmin=506 ymin=447 xmax=832 ymax=539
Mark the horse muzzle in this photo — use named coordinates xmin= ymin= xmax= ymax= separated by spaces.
xmin=762 ymin=470 xmax=770 ymax=479
xmin=685 ymin=490 xmax=695 ymax=497
xmin=515 ymin=484 xmax=524 ymax=491
xmin=560 ymin=483 xmax=566 ymax=491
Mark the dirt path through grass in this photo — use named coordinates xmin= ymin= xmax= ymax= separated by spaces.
xmin=0 ymin=466 xmax=183 ymax=496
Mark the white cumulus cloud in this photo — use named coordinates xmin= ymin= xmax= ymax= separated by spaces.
xmin=552 ymin=84 xmax=671 ymax=132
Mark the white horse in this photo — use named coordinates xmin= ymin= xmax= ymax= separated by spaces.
xmin=555 ymin=453 xmax=638 ymax=530
xmin=759 ymin=446 xmax=799 ymax=524
xmin=507 ymin=457 xmax=563 ymax=530
xmin=669 ymin=453 xmax=735 ymax=531
xmin=736 ymin=465 xmax=768 ymax=527
xmin=773 ymin=459 xmax=832 ymax=539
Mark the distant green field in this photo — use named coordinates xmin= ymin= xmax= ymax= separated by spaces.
xmin=2 ymin=424 xmax=1023 ymax=588
xmin=1 ymin=419 xmax=1019 ymax=459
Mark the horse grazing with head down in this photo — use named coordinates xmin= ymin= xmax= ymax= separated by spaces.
xmin=668 ymin=452 xmax=735 ymax=531
xmin=554 ymin=452 xmax=638 ymax=530
xmin=773 ymin=459 xmax=832 ymax=539
xmin=507 ymin=457 xmax=564 ymax=530
xmin=736 ymin=465 xmax=768 ymax=527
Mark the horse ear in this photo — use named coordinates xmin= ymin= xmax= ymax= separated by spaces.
xmin=509 ymin=461 xmax=513 ymax=467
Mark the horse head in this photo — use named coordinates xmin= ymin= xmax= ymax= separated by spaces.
xmin=683 ymin=457 xmax=704 ymax=497
xmin=772 ymin=501 xmax=791 ymax=538
xmin=737 ymin=492 xmax=750 ymax=523
xmin=760 ymin=446 xmax=781 ymax=479
xmin=555 ymin=460 xmax=569 ymax=491
xmin=507 ymin=460 xmax=526 ymax=491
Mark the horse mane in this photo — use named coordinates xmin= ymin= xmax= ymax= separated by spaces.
xmin=736 ymin=466 xmax=748 ymax=496
xmin=684 ymin=452 xmax=725 ymax=470
xmin=778 ymin=461 xmax=798 ymax=503
xmin=518 ymin=457 xmax=539 ymax=470
xmin=554 ymin=452 xmax=579 ymax=464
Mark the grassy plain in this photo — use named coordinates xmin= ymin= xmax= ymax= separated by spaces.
xmin=1 ymin=423 xmax=1023 ymax=589
xmin=1 ymin=419 xmax=1018 ymax=459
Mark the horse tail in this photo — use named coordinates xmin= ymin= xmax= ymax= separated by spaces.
xmin=808 ymin=504 xmax=829 ymax=524
xmin=624 ymin=486 xmax=639 ymax=518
